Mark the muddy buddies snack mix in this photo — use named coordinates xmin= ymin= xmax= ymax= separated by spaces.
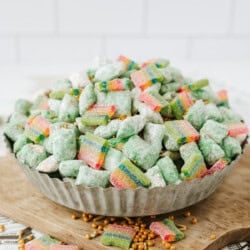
xmin=5 ymin=55 xmax=248 ymax=190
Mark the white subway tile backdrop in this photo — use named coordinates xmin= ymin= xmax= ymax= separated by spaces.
xmin=0 ymin=0 xmax=250 ymax=65
xmin=147 ymin=0 xmax=232 ymax=35
xmin=0 ymin=0 xmax=250 ymax=122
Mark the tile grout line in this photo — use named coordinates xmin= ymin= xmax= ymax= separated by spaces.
xmin=1 ymin=33 xmax=250 ymax=39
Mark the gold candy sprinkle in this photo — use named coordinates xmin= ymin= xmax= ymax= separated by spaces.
xmin=0 ymin=225 xmax=5 ymax=232
xmin=209 ymin=234 xmax=216 ymax=240
xmin=26 ymin=234 xmax=34 ymax=241
xmin=191 ymin=217 xmax=198 ymax=224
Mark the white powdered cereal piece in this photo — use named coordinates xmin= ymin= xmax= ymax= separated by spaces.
xmin=143 ymin=123 xmax=165 ymax=152
xmin=103 ymin=148 xmax=123 ymax=172
xmin=36 ymin=155 xmax=59 ymax=173
xmin=138 ymin=102 xmax=163 ymax=124
xmin=94 ymin=119 xmax=122 ymax=139
xmin=117 ymin=115 xmax=146 ymax=139
xmin=94 ymin=62 xmax=126 ymax=82
xmin=145 ymin=165 xmax=166 ymax=188
xmin=69 ymin=71 xmax=91 ymax=88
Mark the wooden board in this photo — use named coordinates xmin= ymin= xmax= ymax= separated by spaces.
xmin=0 ymin=147 xmax=250 ymax=250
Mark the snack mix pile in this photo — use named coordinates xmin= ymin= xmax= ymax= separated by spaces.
xmin=4 ymin=56 xmax=248 ymax=190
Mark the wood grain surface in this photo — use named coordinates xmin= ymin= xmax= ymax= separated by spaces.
xmin=0 ymin=146 xmax=249 ymax=250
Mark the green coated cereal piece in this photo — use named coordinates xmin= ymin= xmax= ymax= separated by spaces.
xmin=160 ymin=82 xmax=182 ymax=94
xmin=94 ymin=119 xmax=122 ymax=139
xmin=52 ymin=79 xmax=72 ymax=92
xmin=219 ymin=107 xmax=242 ymax=124
xmin=143 ymin=123 xmax=165 ymax=152
xmin=47 ymin=122 xmax=79 ymax=154
xmin=49 ymin=79 xmax=73 ymax=99
xmin=40 ymin=110 xmax=58 ymax=122
xmin=108 ymin=137 xmax=128 ymax=151
xmin=48 ymin=99 xmax=61 ymax=115
xmin=79 ymin=83 xmax=96 ymax=115
xmin=157 ymin=156 xmax=181 ymax=185
xmin=14 ymin=98 xmax=32 ymax=115
xmin=94 ymin=62 xmax=125 ymax=82
xmin=159 ymin=67 xmax=183 ymax=84
xmin=103 ymin=148 xmax=123 ymax=172
xmin=42 ymin=137 xmax=53 ymax=154
xmin=59 ymin=94 xmax=79 ymax=122
xmin=87 ymin=68 xmax=96 ymax=81
xmin=144 ymin=82 xmax=161 ymax=93
xmin=52 ymin=128 xmax=77 ymax=161
xmin=120 ymin=69 xmax=136 ymax=78
xmin=75 ymin=165 xmax=110 ymax=188
xmin=103 ymin=91 xmax=132 ymax=117
xmin=184 ymin=100 xmax=206 ymax=130
xmin=200 ymin=120 xmax=228 ymax=144
xmin=4 ymin=122 xmax=24 ymax=141
xmin=138 ymin=102 xmax=163 ymax=124
xmin=199 ymin=134 xmax=225 ymax=166
xmin=17 ymin=144 xmax=47 ymax=168
xmin=75 ymin=117 xmax=95 ymax=134
xmin=131 ymin=87 xmax=141 ymax=113
xmin=13 ymin=134 xmax=31 ymax=153
xmin=205 ymin=103 xmax=223 ymax=122
xmin=95 ymin=88 xmax=107 ymax=104
xmin=145 ymin=165 xmax=166 ymax=187
xmin=117 ymin=115 xmax=146 ymax=139
xmin=123 ymin=135 xmax=159 ymax=171
xmin=50 ymin=122 xmax=79 ymax=137
xmin=59 ymin=160 xmax=84 ymax=177
xmin=9 ymin=112 xmax=27 ymax=127
xmin=163 ymin=92 xmax=176 ymax=102
xmin=222 ymin=136 xmax=241 ymax=159
xmin=163 ymin=135 xmax=180 ymax=151
xmin=180 ymin=142 xmax=202 ymax=162
xmin=36 ymin=155 xmax=59 ymax=173
xmin=191 ymin=87 xmax=217 ymax=102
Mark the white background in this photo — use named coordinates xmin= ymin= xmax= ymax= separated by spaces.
xmin=0 ymin=0 xmax=250 ymax=120
xmin=0 ymin=0 xmax=250 ymax=64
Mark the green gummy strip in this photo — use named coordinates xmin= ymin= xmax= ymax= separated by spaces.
xmin=182 ymin=153 xmax=204 ymax=177
xmin=119 ymin=163 xmax=144 ymax=187
xmin=162 ymin=219 xmax=185 ymax=240
xmin=81 ymin=115 xmax=109 ymax=126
